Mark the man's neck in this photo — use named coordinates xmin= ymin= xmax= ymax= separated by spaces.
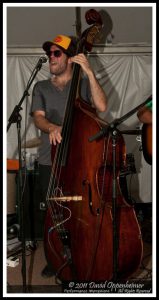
xmin=51 ymin=72 xmax=72 ymax=91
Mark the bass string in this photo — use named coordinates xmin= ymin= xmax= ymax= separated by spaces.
xmin=46 ymin=61 xmax=80 ymax=184
xmin=45 ymin=144 xmax=71 ymax=239
xmin=45 ymin=145 xmax=66 ymax=236
xmin=48 ymin=64 xmax=82 ymax=199
xmin=45 ymin=41 xmax=85 ymax=242
xmin=45 ymin=78 xmax=79 ymax=239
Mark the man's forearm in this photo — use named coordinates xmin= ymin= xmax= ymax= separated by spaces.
xmin=34 ymin=115 xmax=57 ymax=133
xmin=88 ymin=71 xmax=107 ymax=112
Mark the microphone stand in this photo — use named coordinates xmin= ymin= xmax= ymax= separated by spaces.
xmin=89 ymin=96 xmax=152 ymax=281
xmin=7 ymin=57 xmax=46 ymax=292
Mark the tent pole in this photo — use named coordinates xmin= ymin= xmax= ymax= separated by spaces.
xmin=75 ymin=7 xmax=82 ymax=38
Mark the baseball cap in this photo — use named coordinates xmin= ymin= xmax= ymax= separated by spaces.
xmin=42 ymin=34 xmax=77 ymax=57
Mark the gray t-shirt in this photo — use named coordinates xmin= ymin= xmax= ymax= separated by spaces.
xmin=30 ymin=77 xmax=91 ymax=165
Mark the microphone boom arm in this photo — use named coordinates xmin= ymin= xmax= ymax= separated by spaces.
xmin=89 ymin=96 xmax=152 ymax=142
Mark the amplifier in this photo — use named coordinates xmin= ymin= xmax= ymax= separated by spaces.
xmin=16 ymin=169 xmax=46 ymax=240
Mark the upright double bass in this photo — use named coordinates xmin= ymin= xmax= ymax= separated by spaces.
xmin=44 ymin=9 xmax=143 ymax=282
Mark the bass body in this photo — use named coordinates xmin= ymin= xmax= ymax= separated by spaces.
xmin=44 ymin=100 xmax=143 ymax=281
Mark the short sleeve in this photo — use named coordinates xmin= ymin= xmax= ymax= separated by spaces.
xmin=30 ymin=82 xmax=46 ymax=116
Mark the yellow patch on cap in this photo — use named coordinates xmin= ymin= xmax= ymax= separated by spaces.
xmin=52 ymin=35 xmax=71 ymax=50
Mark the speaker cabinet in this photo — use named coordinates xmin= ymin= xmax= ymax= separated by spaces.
xmin=17 ymin=170 xmax=46 ymax=240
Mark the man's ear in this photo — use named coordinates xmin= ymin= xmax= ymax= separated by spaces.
xmin=68 ymin=57 xmax=73 ymax=64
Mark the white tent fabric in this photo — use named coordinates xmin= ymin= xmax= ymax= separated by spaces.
xmin=6 ymin=50 xmax=152 ymax=203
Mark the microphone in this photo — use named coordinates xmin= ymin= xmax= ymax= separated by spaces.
xmin=89 ymin=126 xmax=109 ymax=142
xmin=88 ymin=123 xmax=117 ymax=142
xmin=35 ymin=56 xmax=48 ymax=69
xmin=39 ymin=56 xmax=48 ymax=63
